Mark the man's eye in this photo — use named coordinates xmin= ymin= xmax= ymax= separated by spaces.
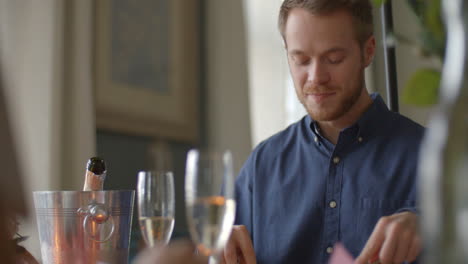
xmin=294 ymin=58 xmax=310 ymax=65
xmin=328 ymin=56 xmax=344 ymax=64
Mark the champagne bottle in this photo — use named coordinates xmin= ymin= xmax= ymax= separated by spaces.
xmin=82 ymin=157 xmax=106 ymax=191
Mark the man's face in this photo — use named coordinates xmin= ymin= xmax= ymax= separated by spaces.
xmin=284 ymin=8 xmax=374 ymax=122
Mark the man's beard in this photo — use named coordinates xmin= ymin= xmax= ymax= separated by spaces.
xmin=300 ymin=72 xmax=365 ymax=122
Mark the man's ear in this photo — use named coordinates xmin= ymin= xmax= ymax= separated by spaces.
xmin=363 ymin=35 xmax=376 ymax=67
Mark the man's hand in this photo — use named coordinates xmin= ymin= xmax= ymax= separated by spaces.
xmin=221 ymin=225 xmax=257 ymax=264
xmin=355 ymin=211 xmax=421 ymax=264
xmin=133 ymin=240 xmax=207 ymax=264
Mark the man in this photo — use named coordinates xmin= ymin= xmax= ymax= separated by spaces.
xmin=222 ymin=1 xmax=423 ymax=264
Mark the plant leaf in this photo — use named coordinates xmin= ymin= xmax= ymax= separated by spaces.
xmin=424 ymin=0 xmax=445 ymax=42
xmin=406 ymin=0 xmax=425 ymax=20
xmin=403 ymin=69 xmax=441 ymax=106
xmin=420 ymin=29 xmax=445 ymax=59
xmin=372 ymin=0 xmax=388 ymax=6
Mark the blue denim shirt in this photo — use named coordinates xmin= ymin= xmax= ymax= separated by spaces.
xmin=235 ymin=94 xmax=424 ymax=264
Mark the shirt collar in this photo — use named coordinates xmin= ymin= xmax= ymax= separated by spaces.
xmin=306 ymin=93 xmax=390 ymax=141
xmin=354 ymin=93 xmax=390 ymax=139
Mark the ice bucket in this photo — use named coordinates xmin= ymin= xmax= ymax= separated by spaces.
xmin=33 ymin=190 xmax=134 ymax=264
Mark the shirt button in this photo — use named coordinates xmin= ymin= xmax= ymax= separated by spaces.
xmin=314 ymin=136 xmax=318 ymax=143
xmin=329 ymin=200 xmax=337 ymax=208
xmin=358 ymin=136 xmax=363 ymax=142
xmin=326 ymin=246 xmax=333 ymax=254
xmin=333 ymin=156 xmax=340 ymax=164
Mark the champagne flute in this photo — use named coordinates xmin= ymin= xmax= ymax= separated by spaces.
xmin=137 ymin=171 xmax=175 ymax=247
xmin=185 ymin=149 xmax=236 ymax=264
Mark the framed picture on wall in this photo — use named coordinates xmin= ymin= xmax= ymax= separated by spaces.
xmin=94 ymin=0 xmax=199 ymax=143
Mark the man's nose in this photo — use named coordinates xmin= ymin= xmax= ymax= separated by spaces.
xmin=307 ymin=62 xmax=330 ymax=85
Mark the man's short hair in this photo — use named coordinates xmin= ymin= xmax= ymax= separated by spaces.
xmin=278 ymin=0 xmax=374 ymax=45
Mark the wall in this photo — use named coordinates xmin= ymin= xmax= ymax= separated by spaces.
xmin=242 ymin=0 xmax=287 ymax=147
xmin=204 ymin=0 xmax=252 ymax=170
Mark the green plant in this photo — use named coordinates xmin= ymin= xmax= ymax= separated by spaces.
xmin=373 ymin=0 xmax=446 ymax=106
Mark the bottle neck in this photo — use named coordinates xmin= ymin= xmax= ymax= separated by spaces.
xmin=82 ymin=170 xmax=106 ymax=191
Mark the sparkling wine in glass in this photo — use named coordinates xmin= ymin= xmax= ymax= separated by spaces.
xmin=185 ymin=149 xmax=236 ymax=263
xmin=137 ymin=171 xmax=175 ymax=247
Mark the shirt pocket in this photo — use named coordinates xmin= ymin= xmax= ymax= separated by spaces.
xmin=356 ymin=198 xmax=416 ymax=250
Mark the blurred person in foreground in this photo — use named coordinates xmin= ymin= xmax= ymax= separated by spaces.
xmin=222 ymin=0 xmax=424 ymax=263
xmin=0 ymin=59 xmax=38 ymax=264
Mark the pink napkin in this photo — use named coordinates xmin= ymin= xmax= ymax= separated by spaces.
xmin=328 ymin=243 xmax=355 ymax=264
